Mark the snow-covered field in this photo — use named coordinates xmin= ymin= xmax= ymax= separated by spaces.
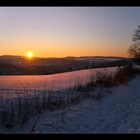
xmin=75 ymin=57 xmax=124 ymax=61
xmin=0 ymin=67 xmax=119 ymax=91
xmin=2 ymin=75 xmax=139 ymax=133
xmin=0 ymin=66 xmax=140 ymax=133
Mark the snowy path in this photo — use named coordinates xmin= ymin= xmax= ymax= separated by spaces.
xmin=1 ymin=75 xmax=140 ymax=133
xmin=30 ymin=75 xmax=140 ymax=133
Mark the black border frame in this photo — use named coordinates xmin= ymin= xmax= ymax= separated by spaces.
xmin=0 ymin=0 xmax=140 ymax=6
xmin=0 ymin=0 xmax=139 ymax=138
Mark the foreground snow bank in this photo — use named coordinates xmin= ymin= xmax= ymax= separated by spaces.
xmin=1 ymin=75 xmax=140 ymax=133
xmin=35 ymin=77 xmax=140 ymax=133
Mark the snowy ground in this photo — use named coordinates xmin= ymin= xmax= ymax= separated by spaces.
xmin=2 ymin=75 xmax=140 ymax=133
xmin=0 ymin=67 xmax=118 ymax=91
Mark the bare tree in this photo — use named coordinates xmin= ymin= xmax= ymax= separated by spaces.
xmin=128 ymin=25 xmax=140 ymax=58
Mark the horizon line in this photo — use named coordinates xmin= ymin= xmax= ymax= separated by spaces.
xmin=0 ymin=54 xmax=130 ymax=59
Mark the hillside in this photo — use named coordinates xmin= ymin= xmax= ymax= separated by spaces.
xmin=0 ymin=55 xmax=129 ymax=75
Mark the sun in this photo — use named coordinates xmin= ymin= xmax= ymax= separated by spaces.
xmin=26 ymin=51 xmax=33 ymax=58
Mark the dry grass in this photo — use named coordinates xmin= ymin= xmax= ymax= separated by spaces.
xmin=77 ymin=66 xmax=140 ymax=90
xmin=0 ymin=65 xmax=140 ymax=128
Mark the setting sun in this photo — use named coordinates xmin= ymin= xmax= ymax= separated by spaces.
xmin=26 ymin=51 xmax=33 ymax=58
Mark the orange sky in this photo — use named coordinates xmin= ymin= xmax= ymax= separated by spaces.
xmin=1 ymin=43 xmax=129 ymax=58
xmin=0 ymin=7 xmax=136 ymax=58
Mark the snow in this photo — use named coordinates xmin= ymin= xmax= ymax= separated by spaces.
xmin=134 ymin=65 xmax=140 ymax=69
xmin=0 ymin=67 xmax=118 ymax=91
xmin=2 ymin=75 xmax=140 ymax=133
xmin=75 ymin=57 xmax=123 ymax=61
xmin=33 ymin=75 xmax=140 ymax=133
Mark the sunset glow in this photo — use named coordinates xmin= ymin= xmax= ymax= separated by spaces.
xmin=26 ymin=51 xmax=33 ymax=58
xmin=0 ymin=7 xmax=140 ymax=58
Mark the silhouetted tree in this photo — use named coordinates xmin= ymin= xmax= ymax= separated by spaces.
xmin=128 ymin=25 xmax=140 ymax=58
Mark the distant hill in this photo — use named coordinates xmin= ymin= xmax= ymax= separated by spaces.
xmin=0 ymin=55 xmax=130 ymax=75
xmin=71 ymin=56 xmax=127 ymax=62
